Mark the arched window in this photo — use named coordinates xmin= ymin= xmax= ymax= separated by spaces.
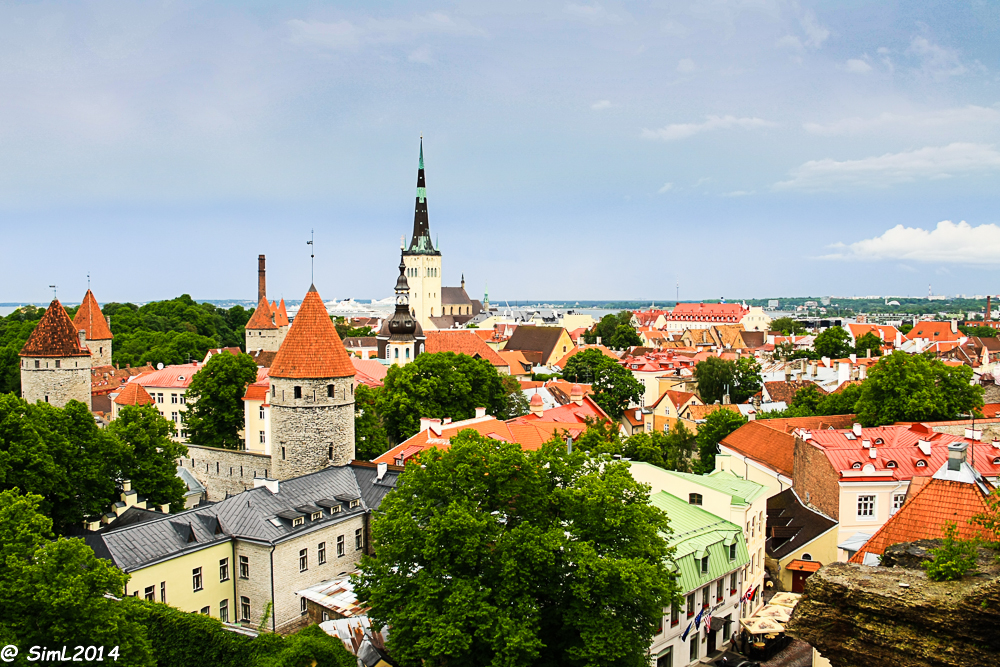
xmin=916 ymin=460 xmax=927 ymax=468
xmin=394 ymin=348 xmax=399 ymax=359
xmin=886 ymin=461 xmax=897 ymax=469
xmin=801 ymin=553 xmax=812 ymax=561
xmin=874 ymin=438 xmax=884 ymax=445
xmin=852 ymin=462 xmax=862 ymax=469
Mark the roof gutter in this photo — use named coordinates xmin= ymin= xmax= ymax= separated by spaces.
xmin=270 ymin=543 xmax=276 ymax=633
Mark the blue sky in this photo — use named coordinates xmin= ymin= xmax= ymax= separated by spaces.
xmin=2 ymin=1 xmax=999 ymax=303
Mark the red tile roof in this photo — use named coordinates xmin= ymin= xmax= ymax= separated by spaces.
xmin=246 ymin=296 xmax=278 ymax=330
xmin=849 ymin=476 xmax=996 ymax=563
xmin=719 ymin=415 xmax=857 ymax=477
xmin=133 ymin=363 xmax=201 ymax=389
xmin=905 ymin=321 xmax=963 ymax=342
xmin=763 ymin=380 xmax=827 ymax=404
xmin=554 ymin=344 xmax=619 ymax=369
xmin=275 ymin=299 xmax=289 ymax=327
xmin=270 ymin=287 xmax=355 ymax=379
xmin=73 ymin=290 xmax=113 ymax=340
xmin=424 ymin=331 xmax=508 ymax=368
xmin=113 ymin=381 xmax=154 ymax=407
xmin=352 ymin=359 xmax=388 ymax=388
xmin=19 ymin=299 xmax=91 ymax=358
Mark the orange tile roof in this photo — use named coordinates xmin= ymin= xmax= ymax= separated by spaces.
xmin=276 ymin=299 xmax=289 ymax=326
xmin=352 ymin=358 xmax=388 ymax=388
xmin=719 ymin=415 xmax=857 ymax=478
xmin=113 ymin=381 xmax=154 ymax=406
xmin=19 ymin=299 xmax=91 ymax=358
xmin=498 ymin=350 xmax=533 ymax=374
xmin=424 ymin=331 xmax=508 ymax=367
xmin=73 ymin=290 xmax=113 ymax=340
xmin=685 ymin=403 xmax=742 ymax=421
xmin=553 ymin=344 xmax=619 ymax=369
xmin=246 ymin=296 xmax=278 ymax=330
xmin=849 ymin=476 xmax=997 ymax=563
xmin=905 ymin=321 xmax=964 ymax=342
xmin=134 ymin=363 xmax=201 ymax=389
xmin=270 ymin=287 xmax=355 ymax=379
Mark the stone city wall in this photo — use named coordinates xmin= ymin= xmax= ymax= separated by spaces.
xmin=184 ymin=445 xmax=274 ymax=502
xmin=20 ymin=356 xmax=92 ymax=408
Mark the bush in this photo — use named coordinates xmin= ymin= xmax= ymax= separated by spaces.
xmin=922 ymin=523 xmax=978 ymax=582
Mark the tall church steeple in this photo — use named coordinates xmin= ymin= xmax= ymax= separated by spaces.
xmin=406 ymin=137 xmax=439 ymax=256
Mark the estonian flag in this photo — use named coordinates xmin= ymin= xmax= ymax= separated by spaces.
xmin=680 ymin=621 xmax=693 ymax=641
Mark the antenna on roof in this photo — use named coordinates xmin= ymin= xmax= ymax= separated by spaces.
xmin=307 ymin=229 xmax=315 ymax=284
xmin=48 ymin=285 xmax=57 ymax=300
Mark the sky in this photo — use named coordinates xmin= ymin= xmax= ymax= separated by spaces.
xmin=1 ymin=1 xmax=1000 ymax=304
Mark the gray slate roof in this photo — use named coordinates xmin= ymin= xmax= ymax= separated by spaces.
xmin=86 ymin=464 xmax=400 ymax=572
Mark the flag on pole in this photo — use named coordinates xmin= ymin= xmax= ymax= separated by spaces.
xmin=742 ymin=584 xmax=754 ymax=602
xmin=694 ymin=607 xmax=705 ymax=630
xmin=704 ymin=609 xmax=713 ymax=634
xmin=680 ymin=621 xmax=693 ymax=641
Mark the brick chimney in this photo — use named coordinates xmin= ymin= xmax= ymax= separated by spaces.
xmin=258 ymin=254 xmax=266 ymax=303
xmin=987 ymin=296 xmax=992 ymax=322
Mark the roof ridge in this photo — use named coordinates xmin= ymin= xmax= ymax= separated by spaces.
xmin=270 ymin=288 xmax=355 ymax=379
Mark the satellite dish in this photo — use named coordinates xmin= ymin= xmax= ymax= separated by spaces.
xmin=157 ymin=363 xmax=164 ymax=370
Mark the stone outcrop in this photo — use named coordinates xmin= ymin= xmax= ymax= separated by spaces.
xmin=786 ymin=540 xmax=1000 ymax=667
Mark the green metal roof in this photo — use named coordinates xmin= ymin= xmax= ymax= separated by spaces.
xmin=657 ymin=467 xmax=767 ymax=506
xmin=651 ymin=490 xmax=750 ymax=594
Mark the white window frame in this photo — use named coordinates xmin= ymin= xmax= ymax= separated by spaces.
xmin=891 ymin=493 xmax=906 ymax=515
xmin=857 ymin=494 xmax=877 ymax=521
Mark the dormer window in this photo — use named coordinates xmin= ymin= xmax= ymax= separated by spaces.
xmin=330 ymin=505 xmax=342 ymax=513
xmin=689 ymin=493 xmax=703 ymax=506
xmin=292 ymin=517 xmax=304 ymax=527
xmin=350 ymin=499 xmax=361 ymax=509
xmin=874 ymin=438 xmax=884 ymax=445
xmin=700 ymin=555 xmax=709 ymax=574
xmin=851 ymin=462 xmax=862 ymax=469
xmin=993 ymin=457 xmax=1000 ymax=465
xmin=886 ymin=461 xmax=897 ymax=469
xmin=311 ymin=512 xmax=322 ymax=521
xmin=916 ymin=460 xmax=927 ymax=468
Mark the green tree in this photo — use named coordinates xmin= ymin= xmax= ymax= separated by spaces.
xmin=770 ymin=317 xmax=806 ymax=335
xmin=354 ymin=384 xmax=389 ymax=461
xmin=814 ymin=326 xmax=852 ymax=359
xmin=853 ymin=332 xmax=884 ymax=357
xmin=355 ymin=431 xmax=679 ymax=667
xmin=854 ymin=351 xmax=983 ymax=426
xmin=821 ymin=383 xmax=862 ymax=415
xmin=790 ymin=384 xmax=824 ymax=413
xmin=607 ymin=324 xmax=642 ymax=349
xmin=377 ymin=352 xmax=508 ymax=442
xmin=622 ymin=422 xmax=696 ymax=472
xmin=592 ymin=363 xmax=643 ymax=419
xmin=732 ymin=357 xmax=763 ymax=403
xmin=922 ymin=522 xmax=979 ymax=582
xmin=960 ymin=325 xmax=998 ymax=338
xmin=0 ymin=347 xmax=19 ymax=395
xmin=0 ymin=489 xmax=155 ymax=665
xmin=900 ymin=323 xmax=914 ymax=335
xmin=108 ymin=405 xmax=189 ymax=511
xmin=499 ymin=374 xmax=530 ymax=420
xmin=334 ymin=317 xmax=375 ymax=339
xmin=183 ymin=352 xmax=259 ymax=450
xmin=693 ymin=356 xmax=734 ymax=404
xmin=583 ymin=310 xmax=635 ymax=345
xmin=561 ymin=348 xmax=618 ymax=383
xmin=694 ymin=409 xmax=746 ymax=473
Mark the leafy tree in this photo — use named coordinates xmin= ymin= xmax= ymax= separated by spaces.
xmin=334 ymin=317 xmax=375 ymax=339
xmin=922 ymin=522 xmax=979 ymax=582
xmin=899 ymin=323 xmax=914 ymax=335
xmin=499 ymin=374 xmax=530 ymax=420
xmin=561 ymin=348 xmax=618 ymax=383
xmin=377 ymin=352 xmax=509 ymax=442
xmin=732 ymin=356 xmax=763 ymax=403
xmin=582 ymin=310 xmax=635 ymax=345
xmin=813 ymin=326 xmax=852 ymax=359
xmin=0 ymin=347 xmax=18 ymax=395
xmin=622 ymin=422 xmax=696 ymax=472
xmin=0 ymin=489 xmax=155 ymax=666
xmin=822 ymin=383 xmax=862 ymax=415
xmin=592 ymin=363 xmax=643 ymax=419
xmin=108 ymin=405 xmax=189 ymax=511
xmin=570 ymin=416 xmax=623 ymax=455
xmin=854 ymin=351 xmax=983 ymax=426
xmin=770 ymin=317 xmax=806 ymax=335
xmin=354 ymin=384 xmax=389 ymax=461
xmin=262 ymin=624 xmax=357 ymax=667
xmin=693 ymin=356 xmax=732 ymax=404
xmin=355 ymin=431 xmax=679 ymax=667
xmin=853 ymin=332 xmax=884 ymax=357
xmin=607 ymin=324 xmax=642 ymax=349
xmin=183 ymin=352 xmax=260 ymax=450
xmin=694 ymin=409 xmax=746 ymax=473
xmin=960 ymin=325 xmax=998 ymax=338
xmin=790 ymin=384 xmax=825 ymax=413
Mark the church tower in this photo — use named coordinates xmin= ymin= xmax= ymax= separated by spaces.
xmin=268 ymin=284 xmax=356 ymax=479
xmin=402 ymin=138 xmax=442 ymax=332
xmin=377 ymin=251 xmax=425 ymax=365
xmin=19 ymin=298 xmax=92 ymax=408
xmin=73 ymin=289 xmax=113 ymax=368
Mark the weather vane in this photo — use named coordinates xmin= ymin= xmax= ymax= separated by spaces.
xmin=306 ymin=229 xmax=315 ymax=284
xmin=49 ymin=285 xmax=57 ymax=300
xmin=87 ymin=272 xmax=90 ymax=290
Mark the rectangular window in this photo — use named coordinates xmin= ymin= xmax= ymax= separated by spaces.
xmin=200 ymin=606 xmax=210 ymax=615
xmin=180 ymin=395 xmax=186 ymax=404
xmin=716 ymin=579 xmax=724 ymax=601
xmin=656 ymin=648 xmax=672 ymax=667
xmin=292 ymin=516 xmax=304 ymax=527
xmin=294 ymin=386 xmax=302 ymax=399
xmin=239 ymin=556 xmax=249 ymax=579
xmin=219 ymin=558 xmax=229 ymax=582
xmin=240 ymin=596 xmax=251 ymax=622
xmin=702 ymin=587 xmax=709 ymax=608
xmin=686 ymin=593 xmax=695 ymax=617
xmin=655 ymin=613 xmax=663 ymax=635
xmin=337 ymin=535 xmax=345 ymax=557
xmin=724 ymin=614 xmax=732 ymax=640
xmin=220 ymin=599 xmax=228 ymax=623
xmin=700 ymin=555 xmax=709 ymax=574
xmin=172 ymin=412 xmax=178 ymax=422
xmin=318 ymin=542 xmax=326 ymax=565
xmin=300 ymin=596 xmax=307 ymax=615
xmin=689 ymin=637 xmax=699 ymax=662
xmin=171 ymin=393 xmax=178 ymax=404
xmin=892 ymin=493 xmax=906 ymax=515
xmin=157 ymin=393 xmax=164 ymax=403
xmin=259 ymin=431 xmax=266 ymax=444
xmin=729 ymin=543 xmax=737 ymax=560
xmin=160 ymin=581 xmax=166 ymax=603
xmin=55 ymin=360 xmax=60 ymax=368
xmin=299 ymin=548 xmax=308 ymax=572
xmin=857 ymin=494 xmax=876 ymax=519
xmin=192 ymin=567 xmax=203 ymax=592
xmin=670 ymin=603 xmax=679 ymax=626
xmin=355 ymin=528 xmax=364 ymax=550
xmin=730 ymin=573 xmax=738 ymax=593
xmin=282 ymin=447 xmax=286 ymax=460
xmin=144 ymin=585 xmax=154 ymax=601
xmin=259 ymin=406 xmax=265 ymax=420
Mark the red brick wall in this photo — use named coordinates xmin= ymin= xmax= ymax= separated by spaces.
xmin=793 ymin=436 xmax=840 ymax=520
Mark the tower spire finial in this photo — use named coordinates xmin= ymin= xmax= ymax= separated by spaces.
xmin=405 ymin=137 xmax=437 ymax=256
xmin=307 ymin=229 xmax=315 ymax=285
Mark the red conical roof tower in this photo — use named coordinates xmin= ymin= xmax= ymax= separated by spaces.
xmin=73 ymin=289 xmax=113 ymax=340
xmin=20 ymin=299 xmax=91 ymax=358
xmin=246 ymin=295 xmax=278 ymax=330
xmin=269 ymin=286 xmax=355 ymax=379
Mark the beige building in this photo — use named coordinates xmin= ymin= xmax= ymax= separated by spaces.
xmin=19 ymin=298 xmax=93 ymax=409
xmin=132 ymin=363 xmax=200 ymax=441
xmin=739 ymin=306 xmax=772 ymax=332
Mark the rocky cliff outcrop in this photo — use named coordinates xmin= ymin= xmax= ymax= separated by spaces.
xmin=786 ymin=541 xmax=1000 ymax=667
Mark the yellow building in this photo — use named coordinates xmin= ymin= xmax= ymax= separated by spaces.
xmin=764 ymin=488 xmax=838 ymax=593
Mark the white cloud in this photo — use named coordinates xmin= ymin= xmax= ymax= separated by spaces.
xmin=821 ymin=220 xmax=1000 ymax=264
xmin=775 ymin=143 xmax=1000 ymax=190
xmin=658 ymin=182 xmax=674 ymax=193
xmin=846 ymin=58 xmax=871 ymax=73
xmin=800 ymin=11 xmax=830 ymax=49
xmin=908 ymin=36 xmax=966 ymax=79
xmin=287 ymin=12 xmax=485 ymax=50
xmin=591 ymin=99 xmax=612 ymax=110
xmin=676 ymin=58 xmax=696 ymax=74
xmin=803 ymin=105 xmax=1000 ymax=136
xmin=642 ymin=115 xmax=777 ymax=141
xmin=564 ymin=3 xmax=625 ymax=25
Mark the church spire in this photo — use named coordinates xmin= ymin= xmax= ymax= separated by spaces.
xmin=405 ymin=137 xmax=439 ymax=256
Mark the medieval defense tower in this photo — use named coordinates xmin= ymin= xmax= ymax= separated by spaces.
xmin=19 ymin=298 xmax=92 ymax=408
xmin=268 ymin=284 xmax=356 ymax=479
xmin=73 ymin=289 xmax=113 ymax=367
xmin=402 ymin=138 xmax=442 ymax=332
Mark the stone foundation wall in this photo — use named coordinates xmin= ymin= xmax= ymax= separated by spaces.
xmin=86 ymin=338 xmax=113 ymax=368
xmin=183 ymin=445 xmax=274 ymax=501
xmin=270 ymin=376 xmax=355 ymax=479
xmin=20 ymin=356 xmax=92 ymax=409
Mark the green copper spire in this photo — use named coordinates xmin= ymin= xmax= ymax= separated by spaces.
xmin=404 ymin=137 xmax=439 ymax=256
xmin=419 ymin=136 xmax=424 ymax=170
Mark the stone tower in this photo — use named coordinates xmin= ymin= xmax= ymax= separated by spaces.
xmin=19 ymin=298 xmax=92 ymax=408
xmin=377 ymin=251 xmax=425 ymax=365
xmin=73 ymin=289 xmax=113 ymax=367
xmin=402 ymin=138 xmax=442 ymax=332
xmin=245 ymin=295 xmax=280 ymax=353
xmin=268 ymin=285 xmax=356 ymax=479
